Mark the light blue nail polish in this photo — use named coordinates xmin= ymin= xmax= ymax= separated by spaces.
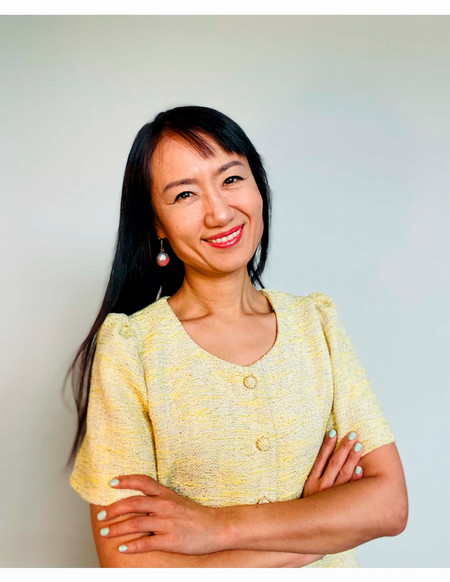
xmin=354 ymin=442 xmax=362 ymax=452
xmin=100 ymin=527 xmax=109 ymax=537
xmin=97 ymin=510 xmax=107 ymax=521
xmin=356 ymin=466 xmax=362 ymax=475
xmin=348 ymin=431 xmax=357 ymax=441
xmin=119 ymin=545 xmax=128 ymax=552
xmin=328 ymin=429 xmax=336 ymax=438
xmin=109 ymin=478 xmax=119 ymax=487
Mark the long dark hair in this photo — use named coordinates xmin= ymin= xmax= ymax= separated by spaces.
xmin=64 ymin=105 xmax=272 ymax=468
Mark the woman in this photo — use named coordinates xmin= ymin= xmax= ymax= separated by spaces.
xmin=68 ymin=105 xmax=408 ymax=567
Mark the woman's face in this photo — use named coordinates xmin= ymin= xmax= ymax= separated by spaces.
xmin=150 ymin=133 xmax=264 ymax=277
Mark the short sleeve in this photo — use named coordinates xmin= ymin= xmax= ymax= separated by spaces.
xmin=70 ymin=313 xmax=157 ymax=506
xmin=309 ymin=292 xmax=396 ymax=457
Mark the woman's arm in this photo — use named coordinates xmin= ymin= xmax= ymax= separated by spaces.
xmin=96 ymin=442 xmax=405 ymax=559
xmin=90 ymin=504 xmax=323 ymax=568
xmin=90 ymin=427 xmax=365 ymax=567
xmin=218 ymin=442 xmax=408 ymax=555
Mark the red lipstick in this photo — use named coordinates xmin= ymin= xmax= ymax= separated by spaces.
xmin=205 ymin=224 xmax=244 ymax=248
xmin=205 ymin=224 xmax=243 ymax=241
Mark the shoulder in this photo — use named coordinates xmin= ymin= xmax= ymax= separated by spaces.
xmin=307 ymin=291 xmax=335 ymax=310
xmin=98 ymin=297 xmax=169 ymax=343
xmin=128 ymin=296 xmax=168 ymax=322
xmin=97 ymin=312 xmax=131 ymax=343
xmin=264 ymin=288 xmax=336 ymax=314
xmin=127 ymin=297 xmax=171 ymax=340
xmin=93 ymin=313 xmax=143 ymax=364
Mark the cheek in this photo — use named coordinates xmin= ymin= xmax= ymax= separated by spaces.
xmin=168 ymin=220 xmax=199 ymax=248
xmin=255 ymin=196 xmax=265 ymax=237
xmin=253 ymin=193 xmax=264 ymax=222
xmin=243 ymin=191 xmax=264 ymax=241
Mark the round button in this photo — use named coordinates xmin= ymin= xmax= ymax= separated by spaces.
xmin=257 ymin=496 xmax=271 ymax=504
xmin=243 ymin=374 xmax=257 ymax=389
xmin=256 ymin=435 xmax=271 ymax=451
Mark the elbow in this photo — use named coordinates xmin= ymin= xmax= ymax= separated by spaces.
xmin=392 ymin=504 xmax=408 ymax=537
xmin=374 ymin=467 xmax=409 ymax=538
xmin=388 ymin=514 xmax=408 ymax=537
xmin=386 ymin=494 xmax=409 ymax=537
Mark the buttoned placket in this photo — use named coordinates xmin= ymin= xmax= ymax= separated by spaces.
xmin=241 ymin=367 xmax=278 ymax=504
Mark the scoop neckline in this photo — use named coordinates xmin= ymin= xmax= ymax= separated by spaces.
xmin=160 ymin=288 xmax=281 ymax=370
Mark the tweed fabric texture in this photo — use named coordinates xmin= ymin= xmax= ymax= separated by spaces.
xmin=70 ymin=289 xmax=395 ymax=567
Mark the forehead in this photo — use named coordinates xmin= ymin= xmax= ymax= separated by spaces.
xmin=150 ymin=133 xmax=245 ymax=183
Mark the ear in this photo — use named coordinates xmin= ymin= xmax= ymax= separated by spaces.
xmin=153 ymin=215 xmax=167 ymax=240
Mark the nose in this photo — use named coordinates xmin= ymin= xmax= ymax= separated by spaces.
xmin=203 ymin=188 xmax=235 ymax=228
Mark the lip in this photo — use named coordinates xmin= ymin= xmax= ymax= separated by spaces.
xmin=204 ymin=224 xmax=244 ymax=241
xmin=204 ymin=224 xmax=244 ymax=248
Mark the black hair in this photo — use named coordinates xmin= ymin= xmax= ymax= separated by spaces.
xmin=64 ymin=105 xmax=272 ymax=468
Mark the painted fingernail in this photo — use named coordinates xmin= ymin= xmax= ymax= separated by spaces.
xmin=348 ymin=431 xmax=357 ymax=441
xmin=328 ymin=429 xmax=336 ymax=438
xmin=100 ymin=527 xmax=109 ymax=537
xmin=355 ymin=466 xmax=362 ymax=475
xmin=119 ymin=545 xmax=128 ymax=552
xmin=97 ymin=510 xmax=107 ymax=521
xmin=109 ymin=478 xmax=119 ymax=487
xmin=354 ymin=442 xmax=362 ymax=452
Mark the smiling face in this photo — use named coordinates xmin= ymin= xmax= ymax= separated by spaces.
xmin=150 ymin=132 xmax=264 ymax=277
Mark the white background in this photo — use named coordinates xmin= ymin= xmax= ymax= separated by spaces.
xmin=1 ymin=13 xmax=449 ymax=567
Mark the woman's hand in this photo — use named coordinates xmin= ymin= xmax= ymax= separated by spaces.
xmin=301 ymin=429 xmax=364 ymax=498
xmin=95 ymin=474 xmax=223 ymax=555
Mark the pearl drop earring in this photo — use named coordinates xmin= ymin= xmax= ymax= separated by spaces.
xmin=156 ymin=237 xmax=170 ymax=267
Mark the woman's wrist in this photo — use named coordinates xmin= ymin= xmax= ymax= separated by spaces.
xmin=209 ymin=505 xmax=238 ymax=552
xmin=210 ymin=505 xmax=325 ymax=568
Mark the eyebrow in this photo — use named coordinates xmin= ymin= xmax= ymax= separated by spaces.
xmin=162 ymin=160 xmax=246 ymax=193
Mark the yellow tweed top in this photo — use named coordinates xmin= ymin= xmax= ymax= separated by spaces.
xmin=70 ymin=289 xmax=396 ymax=568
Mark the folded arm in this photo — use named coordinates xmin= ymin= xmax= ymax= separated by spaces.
xmin=217 ymin=442 xmax=408 ymax=555
xmin=90 ymin=504 xmax=323 ymax=567
xmin=90 ymin=429 xmax=396 ymax=567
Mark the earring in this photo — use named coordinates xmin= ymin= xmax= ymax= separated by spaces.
xmin=156 ymin=237 xmax=170 ymax=267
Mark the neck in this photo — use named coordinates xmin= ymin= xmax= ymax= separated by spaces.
xmin=167 ymin=267 xmax=268 ymax=321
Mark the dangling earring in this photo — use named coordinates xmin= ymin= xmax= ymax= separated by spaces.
xmin=156 ymin=237 xmax=170 ymax=267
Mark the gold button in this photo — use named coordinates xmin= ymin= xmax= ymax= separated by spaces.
xmin=243 ymin=374 xmax=257 ymax=389
xmin=257 ymin=496 xmax=271 ymax=504
xmin=256 ymin=435 xmax=271 ymax=451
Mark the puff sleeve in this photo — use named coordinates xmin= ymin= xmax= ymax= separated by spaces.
xmin=70 ymin=313 xmax=157 ymax=506
xmin=310 ymin=292 xmax=396 ymax=457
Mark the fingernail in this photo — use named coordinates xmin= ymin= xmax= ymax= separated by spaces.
xmin=348 ymin=431 xmax=357 ymax=441
xmin=355 ymin=466 xmax=362 ymax=475
xmin=100 ymin=527 xmax=109 ymax=537
xmin=119 ymin=545 xmax=128 ymax=552
xmin=97 ymin=510 xmax=107 ymax=521
xmin=328 ymin=429 xmax=336 ymax=438
xmin=354 ymin=442 xmax=362 ymax=452
xmin=109 ymin=478 xmax=119 ymax=487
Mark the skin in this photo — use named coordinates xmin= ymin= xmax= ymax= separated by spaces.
xmin=150 ymin=132 xmax=269 ymax=342
xmin=89 ymin=133 xmax=408 ymax=566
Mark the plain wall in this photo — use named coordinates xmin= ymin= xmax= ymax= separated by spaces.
xmin=1 ymin=15 xmax=449 ymax=567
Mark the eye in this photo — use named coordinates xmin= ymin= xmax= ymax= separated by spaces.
xmin=224 ymin=175 xmax=243 ymax=185
xmin=174 ymin=191 xmax=192 ymax=203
